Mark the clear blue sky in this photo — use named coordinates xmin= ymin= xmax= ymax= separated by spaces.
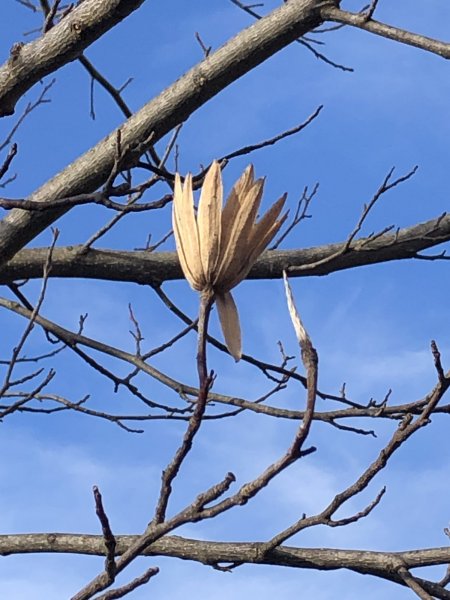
xmin=1 ymin=1 xmax=450 ymax=598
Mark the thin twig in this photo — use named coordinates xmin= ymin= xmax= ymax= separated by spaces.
xmin=363 ymin=0 xmax=380 ymax=21
xmin=153 ymin=289 xmax=215 ymax=524
xmin=42 ymin=0 xmax=61 ymax=32
xmin=93 ymin=486 xmax=117 ymax=582
xmin=271 ymin=183 xmax=319 ymax=249
xmin=288 ymin=165 xmax=418 ymax=274
xmin=0 ymin=229 xmax=59 ymax=399
xmin=0 ymin=144 xmax=18 ymax=182
xmin=0 ymin=191 xmax=171 ymax=212
xmin=229 ymin=0 xmax=353 ymax=71
xmin=90 ymin=568 xmax=159 ymax=600
xmin=81 ymin=126 xmax=182 ymax=250
xmin=260 ymin=346 xmax=450 ymax=550
xmin=79 ymin=55 xmax=133 ymax=121
xmin=195 ymin=32 xmax=211 ymax=57
xmin=0 ymin=80 xmax=55 ymax=152
xmin=321 ymin=5 xmax=450 ymax=60
xmin=222 ymin=106 xmax=323 ymax=161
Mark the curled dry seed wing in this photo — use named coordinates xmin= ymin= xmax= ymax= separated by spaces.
xmin=224 ymin=194 xmax=287 ymax=289
xmin=197 ymin=161 xmax=222 ymax=282
xmin=248 ymin=194 xmax=287 ymax=260
xmin=172 ymin=173 xmax=205 ymax=291
xmin=216 ymin=291 xmax=242 ymax=361
xmin=173 ymin=175 xmax=198 ymax=289
xmin=173 ymin=212 xmax=198 ymax=290
xmin=219 ymin=165 xmax=255 ymax=258
xmin=231 ymin=194 xmax=288 ymax=287
xmin=222 ymin=164 xmax=255 ymax=224
xmin=222 ymin=164 xmax=255 ymax=218
xmin=215 ymin=178 xmax=265 ymax=288
xmin=234 ymin=164 xmax=255 ymax=197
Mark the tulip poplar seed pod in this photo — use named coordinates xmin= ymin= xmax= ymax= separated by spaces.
xmin=173 ymin=160 xmax=287 ymax=361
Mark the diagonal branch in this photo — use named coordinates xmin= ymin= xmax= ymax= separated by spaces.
xmin=0 ymin=0 xmax=146 ymax=117
xmin=321 ymin=5 xmax=450 ymax=59
xmin=397 ymin=566 xmax=434 ymax=600
xmin=0 ymin=0 xmax=327 ymax=269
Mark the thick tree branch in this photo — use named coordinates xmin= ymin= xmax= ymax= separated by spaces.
xmin=0 ymin=212 xmax=448 ymax=285
xmin=1 ymin=534 xmax=450 ymax=598
xmin=0 ymin=0 xmax=146 ymax=117
xmin=0 ymin=0 xmax=327 ymax=269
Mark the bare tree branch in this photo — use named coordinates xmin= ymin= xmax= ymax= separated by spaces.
xmin=2 ymin=534 xmax=450 ymax=598
xmin=1 ymin=211 xmax=449 ymax=285
xmin=321 ymin=5 xmax=450 ymax=59
xmin=0 ymin=0 xmax=146 ymax=117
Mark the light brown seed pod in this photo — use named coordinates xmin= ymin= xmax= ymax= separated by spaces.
xmin=172 ymin=160 xmax=287 ymax=361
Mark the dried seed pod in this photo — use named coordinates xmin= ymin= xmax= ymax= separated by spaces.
xmin=172 ymin=160 xmax=287 ymax=360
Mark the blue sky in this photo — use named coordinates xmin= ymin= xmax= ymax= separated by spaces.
xmin=1 ymin=1 xmax=450 ymax=598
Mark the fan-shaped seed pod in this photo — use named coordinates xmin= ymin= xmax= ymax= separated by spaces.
xmin=173 ymin=160 xmax=287 ymax=361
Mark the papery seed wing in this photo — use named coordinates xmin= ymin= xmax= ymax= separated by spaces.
xmin=221 ymin=164 xmax=254 ymax=229
xmin=246 ymin=193 xmax=288 ymax=261
xmin=215 ymin=178 xmax=265 ymax=288
xmin=230 ymin=194 xmax=288 ymax=288
xmin=172 ymin=174 xmax=197 ymax=288
xmin=197 ymin=161 xmax=222 ymax=282
xmin=173 ymin=208 xmax=199 ymax=290
xmin=218 ymin=165 xmax=254 ymax=262
xmin=216 ymin=291 xmax=242 ymax=362
xmin=248 ymin=194 xmax=287 ymax=258
xmin=234 ymin=164 xmax=255 ymax=197
xmin=172 ymin=173 xmax=205 ymax=291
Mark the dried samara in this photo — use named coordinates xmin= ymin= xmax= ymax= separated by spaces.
xmin=173 ymin=160 xmax=287 ymax=361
